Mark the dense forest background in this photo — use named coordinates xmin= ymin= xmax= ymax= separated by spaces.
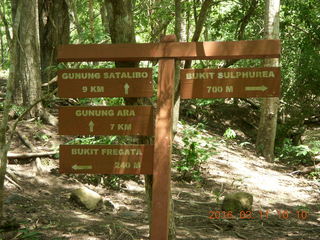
xmin=0 ymin=0 xmax=319 ymax=239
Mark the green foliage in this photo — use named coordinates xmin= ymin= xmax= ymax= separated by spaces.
xmin=34 ymin=132 xmax=50 ymax=141
xmin=279 ymin=0 xmax=320 ymax=132
xmin=293 ymin=205 xmax=310 ymax=212
xmin=309 ymin=169 xmax=320 ymax=179
xmin=67 ymin=136 xmax=117 ymax=145
xmin=16 ymin=228 xmax=42 ymax=239
xmin=275 ymin=138 xmax=319 ymax=165
xmin=11 ymin=105 xmax=27 ymax=117
xmin=175 ymin=125 xmax=217 ymax=182
xmin=223 ymin=127 xmax=237 ymax=140
xmin=70 ymin=0 xmax=107 ymax=44
xmin=76 ymin=97 xmax=125 ymax=106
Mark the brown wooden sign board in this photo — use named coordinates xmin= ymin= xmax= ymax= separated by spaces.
xmin=59 ymin=144 xmax=153 ymax=174
xmin=57 ymin=39 xmax=280 ymax=62
xmin=58 ymin=106 xmax=153 ymax=136
xmin=180 ymin=67 xmax=281 ymax=99
xmin=58 ymin=68 xmax=153 ymax=98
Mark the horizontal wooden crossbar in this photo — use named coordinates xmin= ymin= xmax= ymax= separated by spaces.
xmin=57 ymin=39 xmax=280 ymax=62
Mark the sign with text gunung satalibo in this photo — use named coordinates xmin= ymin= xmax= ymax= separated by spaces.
xmin=58 ymin=68 xmax=153 ymax=98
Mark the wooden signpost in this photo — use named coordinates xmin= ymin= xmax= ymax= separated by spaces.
xmin=180 ymin=67 xmax=281 ymax=99
xmin=57 ymin=37 xmax=281 ymax=240
xmin=59 ymin=145 xmax=153 ymax=174
xmin=58 ymin=68 xmax=153 ymax=98
xmin=151 ymin=36 xmax=175 ymax=239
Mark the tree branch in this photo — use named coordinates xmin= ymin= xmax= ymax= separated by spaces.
xmin=223 ymin=0 xmax=258 ymax=68
xmin=185 ymin=0 xmax=219 ymax=68
xmin=7 ymin=151 xmax=58 ymax=159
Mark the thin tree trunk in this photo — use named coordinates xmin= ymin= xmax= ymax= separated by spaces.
xmin=186 ymin=6 xmax=190 ymax=42
xmin=173 ymin=0 xmax=182 ymax=135
xmin=223 ymin=0 xmax=258 ymax=68
xmin=0 ymin=55 xmax=14 ymax=221
xmin=0 ymin=27 xmax=3 ymax=66
xmin=88 ymin=0 xmax=95 ymax=43
xmin=65 ymin=0 xmax=83 ymax=42
xmin=256 ymin=0 xmax=280 ymax=161
xmin=0 ymin=0 xmax=20 ymax=219
xmin=100 ymin=2 xmax=109 ymax=37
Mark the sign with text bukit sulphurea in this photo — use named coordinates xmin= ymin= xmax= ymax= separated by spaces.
xmin=58 ymin=106 xmax=154 ymax=136
xmin=59 ymin=145 xmax=154 ymax=174
xmin=58 ymin=68 xmax=153 ymax=98
xmin=180 ymin=67 xmax=280 ymax=99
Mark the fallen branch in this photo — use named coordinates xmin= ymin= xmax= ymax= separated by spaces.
xmin=42 ymin=76 xmax=57 ymax=87
xmin=5 ymin=175 xmax=22 ymax=190
xmin=289 ymin=163 xmax=320 ymax=175
xmin=7 ymin=151 xmax=58 ymax=159
xmin=16 ymin=129 xmax=35 ymax=151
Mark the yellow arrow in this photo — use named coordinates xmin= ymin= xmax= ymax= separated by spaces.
xmin=124 ymin=83 xmax=130 ymax=95
xmin=245 ymin=85 xmax=268 ymax=91
xmin=89 ymin=121 xmax=94 ymax=132
xmin=72 ymin=164 xmax=92 ymax=170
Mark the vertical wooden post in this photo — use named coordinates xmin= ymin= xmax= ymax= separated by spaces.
xmin=151 ymin=35 xmax=176 ymax=240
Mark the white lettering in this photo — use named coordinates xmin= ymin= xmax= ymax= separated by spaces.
xmin=75 ymin=109 xmax=114 ymax=117
xmin=217 ymin=71 xmax=275 ymax=79
xmin=101 ymin=148 xmax=143 ymax=155
xmin=71 ymin=148 xmax=99 ymax=155
xmin=103 ymin=71 xmax=149 ymax=79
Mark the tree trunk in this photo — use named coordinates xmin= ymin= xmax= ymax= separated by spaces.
xmin=0 ymin=0 xmax=20 ymax=219
xmin=256 ymin=0 xmax=280 ymax=161
xmin=39 ymin=0 xmax=70 ymax=84
xmin=11 ymin=0 xmax=42 ymax=118
xmin=0 ymin=56 xmax=14 ymax=221
xmin=105 ymin=0 xmax=136 ymax=45
xmin=0 ymin=27 xmax=3 ymax=66
xmin=104 ymin=1 xmax=176 ymax=238
xmin=173 ymin=0 xmax=182 ymax=135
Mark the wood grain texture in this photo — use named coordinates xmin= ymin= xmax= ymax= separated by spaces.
xmin=57 ymin=39 xmax=280 ymax=62
xmin=151 ymin=36 xmax=176 ymax=240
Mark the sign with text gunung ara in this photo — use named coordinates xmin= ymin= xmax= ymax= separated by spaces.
xmin=58 ymin=105 xmax=154 ymax=136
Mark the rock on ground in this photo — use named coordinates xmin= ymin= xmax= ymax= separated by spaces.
xmin=70 ymin=186 xmax=103 ymax=210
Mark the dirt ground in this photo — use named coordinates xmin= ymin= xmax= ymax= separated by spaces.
xmin=1 ymin=116 xmax=320 ymax=240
